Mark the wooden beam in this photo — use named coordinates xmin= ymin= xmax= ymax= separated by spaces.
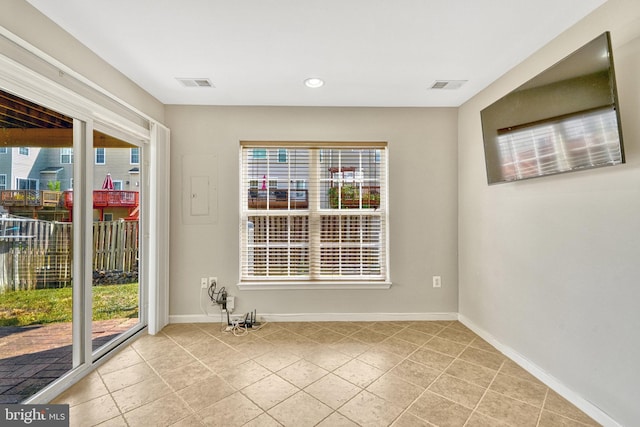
xmin=0 ymin=128 xmax=132 ymax=148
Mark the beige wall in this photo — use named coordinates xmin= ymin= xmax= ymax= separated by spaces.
xmin=458 ymin=0 xmax=640 ymax=424
xmin=165 ymin=106 xmax=459 ymax=318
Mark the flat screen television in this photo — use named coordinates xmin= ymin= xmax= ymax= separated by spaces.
xmin=481 ymin=32 xmax=624 ymax=185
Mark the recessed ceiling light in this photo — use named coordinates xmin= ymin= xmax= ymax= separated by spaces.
xmin=304 ymin=77 xmax=324 ymax=88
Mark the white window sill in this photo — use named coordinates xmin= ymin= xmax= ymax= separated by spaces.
xmin=237 ymin=281 xmax=392 ymax=290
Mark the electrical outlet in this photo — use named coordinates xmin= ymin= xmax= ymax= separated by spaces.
xmin=209 ymin=276 xmax=217 ymax=287
xmin=226 ymin=296 xmax=235 ymax=313
xmin=432 ymin=276 xmax=442 ymax=288
xmin=200 ymin=277 xmax=208 ymax=289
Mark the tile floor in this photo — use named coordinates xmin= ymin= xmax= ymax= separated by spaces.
xmin=51 ymin=321 xmax=600 ymax=426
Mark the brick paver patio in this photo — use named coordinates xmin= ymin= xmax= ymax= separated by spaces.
xmin=0 ymin=318 xmax=139 ymax=403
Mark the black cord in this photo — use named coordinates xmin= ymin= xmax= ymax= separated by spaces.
xmin=207 ymin=280 xmax=226 ymax=306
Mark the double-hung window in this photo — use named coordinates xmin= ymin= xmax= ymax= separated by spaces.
xmin=240 ymin=142 xmax=389 ymax=288
xmin=60 ymin=147 xmax=73 ymax=164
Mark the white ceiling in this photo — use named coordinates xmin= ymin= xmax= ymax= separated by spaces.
xmin=26 ymin=0 xmax=607 ymax=107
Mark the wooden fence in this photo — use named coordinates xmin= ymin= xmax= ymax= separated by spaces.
xmin=0 ymin=217 xmax=138 ymax=292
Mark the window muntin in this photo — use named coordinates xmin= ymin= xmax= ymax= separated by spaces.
xmin=60 ymin=147 xmax=73 ymax=164
xmin=130 ymin=147 xmax=140 ymax=164
xmin=240 ymin=144 xmax=387 ymax=284
xmin=19 ymin=147 xmax=29 ymax=155
xmin=0 ymin=174 xmax=6 ymax=190
xmin=95 ymin=148 xmax=105 ymax=164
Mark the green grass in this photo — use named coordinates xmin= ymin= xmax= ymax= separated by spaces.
xmin=0 ymin=283 xmax=139 ymax=327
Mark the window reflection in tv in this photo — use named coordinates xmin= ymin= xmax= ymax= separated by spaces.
xmin=481 ymin=32 xmax=624 ymax=185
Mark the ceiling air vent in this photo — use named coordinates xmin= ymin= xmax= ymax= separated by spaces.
xmin=176 ymin=78 xmax=214 ymax=88
xmin=430 ymin=80 xmax=467 ymax=90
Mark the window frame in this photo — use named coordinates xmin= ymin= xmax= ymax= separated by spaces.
xmin=239 ymin=142 xmax=390 ymax=290
xmin=60 ymin=147 xmax=73 ymax=164
xmin=95 ymin=147 xmax=106 ymax=164
xmin=130 ymin=147 xmax=140 ymax=164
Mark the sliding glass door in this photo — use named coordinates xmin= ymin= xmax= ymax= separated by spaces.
xmin=0 ymin=88 xmax=146 ymax=403
xmin=91 ymin=132 xmax=144 ymax=355
xmin=0 ymin=89 xmax=77 ymax=403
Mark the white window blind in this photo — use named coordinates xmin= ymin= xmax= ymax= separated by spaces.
xmin=240 ymin=142 xmax=388 ymax=285
xmin=497 ymin=107 xmax=622 ymax=181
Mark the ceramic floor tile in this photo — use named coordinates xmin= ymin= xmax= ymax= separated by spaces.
xmin=409 ymin=347 xmax=455 ymax=371
xmin=436 ymin=327 xmax=478 ymax=345
xmin=98 ymin=346 xmax=145 ymax=376
xmin=458 ymin=347 xmax=505 ymax=371
xmin=475 ymin=390 xmax=541 ymax=427
xmin=489 ymin=372 xmax=547 ymax=407
xmin=365 ymin=322 xmax=405 ymax=336
xmin=176 ymin=374 xmax=236 ymax=411
xmin=241 ymin=374 xmax=298 ymax=410
xmin=389 ymin=359 xmax=439 ymax=388
xmin=499 ymin=359 xmax=543 ymax=384
xmin=422 ymin=336 xmax=467 ymax=357
xmin=144 ymin=345 xmax=198 ymax=375
xmin=253 ymin=350 xmax=301 ymax=372
xmin=349 ymin=328 xmax=389 ymax=344
xmin=445 ymin=359 xmax=497 ymax=388
xmin=391 ymin=412 xmax=432 ymax=427
xmin=168 ymin=415 xmax=205 ymax=427
xmin=393 ymin=328 xmax=434 ymax=346
xmin=111 ymin=375 xmax=172 ymax=413
xmin=218 ymin=359 xmax=271 ymax=389
xmin=100 ymin=361 xmax=157 ymax=393
xmin=408 ymin=322 xmax=447 ymax=335
xmin=198 ymin=392 xmax=263 ymax=427
xmin=468 ymin=337 xmax=501 ymax=354
xmin=268 ymin=391 xmax=332 ymax=427
xmin=242 ymin=413 xmax=283 ymax=427
xmin=181 ymin=337 xmax=229 ymax=359
xmin=374 ymin=336 xmax=419 ymax=357
xmin=322 ymin=322 xmax=363 ymax=336
xmin=303 ymin=348 xmax=352 ymax=372
xmin=538 ymin=410 xmax=594 ymax=427
xmin=428 ymin=374 xmax=486 ymax=409
xmin=304 ymin=373 xmax=361 ymax=409
xmin=543 ymin=390 xmax=600 ymax=426
xmin=69 ymin=394 xmax=121 ymax=427
xmin=123 ymin=393 xmax=192 ymax=427
xmin=316 ymin=412 xmax=359 ymax=427
xmin=45 ymin=321 xmax=598 ymax=427
xmin=51 ymin=371 xmax=108 ymax=407
xmin=464 ymin=412 xmax=512 ymax=427
xmin=130 ymin=335 xmax=174 ymax=360
xmin=157 ymin=360 xmax=213 ymax=391
xmin=306 ymin=328 xmax=347 ymax=344
xmin=333 ymin=359 xmax=385 ymax=388
xmin=338 ymin=390 xmax=404 ymax=427
xmin=276 ymin=359 xmax=328 ymax=388
xmin=357 ymin=348 xmax=404 ymax=372
xmin=329 ymin=338 xmax=372 ymax=358
xmin=366 ymin=373 xmax=424 ymax=408
xmin=408 ymin=391 xmax=473 ymax=427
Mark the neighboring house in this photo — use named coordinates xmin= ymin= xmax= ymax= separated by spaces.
xmin=0 ymin=146 xmax=140 ymax=220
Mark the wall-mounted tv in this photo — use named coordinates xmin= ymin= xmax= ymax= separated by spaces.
xmin=481 ymin=32 xmax=624 ymax=185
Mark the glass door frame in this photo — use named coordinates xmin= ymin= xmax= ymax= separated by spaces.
xmin=0 ymin=33 xmax=162 ymax=403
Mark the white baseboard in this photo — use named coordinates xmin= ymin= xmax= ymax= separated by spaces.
xmin=169 ymin=311 xmax=458 ymax=324
xmin=458 ymin=314 xmax=620 ymax=427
